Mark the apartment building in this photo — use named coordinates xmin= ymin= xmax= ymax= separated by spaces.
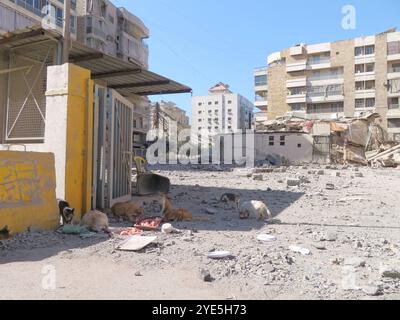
xmin=152 ymin=101 xmax=189 ymax=127
xmin=77 ymin=0 xmax=149 ymax=69
xmin=192 ymin=83 xmax=253 ymax=141
xmin=0 ymin=0 xmax=78 ymax=36
xmin=254 ymin=29 xmax=400 ymax=140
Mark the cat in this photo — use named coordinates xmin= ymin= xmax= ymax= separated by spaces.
xmin=134 ymin=192 xmax=169 ymax=215
xmin=164 ymin=208 xmax=193 ymax=222
xmin=0 ymin=226 xmax=10 ymax=240
xmin=80 ymin=210 xmax=110 ymax=233
xmin=219 ymin=193 xmax=240 ymax=209
xmin=58 ymin=200 xmax=75 ymax=225
xmin=111 ymin=202 xmax=144 ymax=222
xmin=239 ymin=201 xmax=273 ymax=221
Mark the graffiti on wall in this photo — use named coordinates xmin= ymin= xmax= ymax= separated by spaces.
xmin=0 ymin=159 xmax=42 ymax=208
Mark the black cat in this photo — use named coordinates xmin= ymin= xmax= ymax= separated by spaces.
xmin=58 ymin=200 xmax=75 ymax=225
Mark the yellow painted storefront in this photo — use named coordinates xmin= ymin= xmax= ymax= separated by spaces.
xmin=0 ymin=151 xmax=59 ymax=234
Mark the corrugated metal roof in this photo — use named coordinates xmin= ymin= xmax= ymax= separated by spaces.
xmin=0 ymin=26 xmax=192 ymax=96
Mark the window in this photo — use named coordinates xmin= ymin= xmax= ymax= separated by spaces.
xmin=388 ymin=41 xmax=400 ymax=55
xmin=215 ymin=126 xmax=219 ymax=130
xmin=289 ymin=87 xmax=306 ymax=95
xmin=198 ymin=103 xmax=202 ymax=106
xmin=198 ymin=127 xmax=202 ymax=131
xmin=255 ymin=75 xmax=268 ymax=86
xmin=228 ymin=100 xmax=232 ymax=104
xmin=269 ymin=136 xmax=275 ymax=146
xmin=391 ymin=63 xmax=400 ymax=73
xmin=355 ymin=64 xmax=364 ymax=74
xmin=100 ymin=1 xmax=107 ymax=18
xmin=215 ymin=101 xmax=219 ymax=105
xmin=389 ymin=98 xmax=399 ymax=109
xmin=298 ymin=144 xmax=302 ymax=148
xmin=356 ymin=98 xmax=375 ymax=109
xmin=365 ymin=45 xmax=375 ymax=55
xmin=280 ymin=136 xmax=286 ymax=146
xmin=366 ymin=98 xmax=375 ymax=108
xmin=291 ymin=103 xmax=305 ymax=111
xmin=198 ymin=119 xmax=202 ymax=122
xmin=228 ymin=109 xmax=232 ymax=113
xmin=228 ymin=126 xmax=232 ymax=130
xmin=355 ymin=80 xmax=375 ymax=91
xmin=208 ymin=102 xmax=212 ymax=105
xmin=307 ymin=102 xmax=344 ymax=114
xmin=208 ymin=110 xmax=212 ymax=113
xmin=366 ymin=63 xmax=374 ymax=72
xmin=198 ymin=110 xmax=202 ymax=114
xmin=108 ymin=14 xmax=115 ymax=24
xmin=388 ymin=119 xmax=400 ymax=128
xmin=355 ymin=45 xmax=375 ymax=56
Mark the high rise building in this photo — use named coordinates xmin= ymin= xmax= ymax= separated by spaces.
xmin=192 ymin=83 xmax=253 ymax=142
xmin=254 ymin=29 xmax=400 ymax=140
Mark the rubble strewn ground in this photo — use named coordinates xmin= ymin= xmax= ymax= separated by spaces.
xmin=1 ymin=164 xmax=400 ymax=300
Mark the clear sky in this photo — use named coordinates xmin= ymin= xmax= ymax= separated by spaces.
xmin=113 ymin=0 xmax=399 ymax=123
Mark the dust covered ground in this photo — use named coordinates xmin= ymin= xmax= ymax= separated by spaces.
xmin=1 ymin=164 xmax=400 ymax=300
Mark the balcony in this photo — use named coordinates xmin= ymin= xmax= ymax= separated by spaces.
xmin=307 ymin=91 xmax=344 ymax=103
xmin=286 ymin=77 xmax=307 ymax=88
xmin=286 ymin=61 xmax=307 ymax=72
xmin=255 ymin=96 xmax=268 ymax=111
xmin=307 ymin=57 xmax=331 ymax=70
xmin=355 ymin=71 xmax=375 ymax=82
xmin=308 ymin=73 xmax=343 ymax=86
xmin=388 ymin=104 xmax=400 ymax=118
xmin=117 ymin=32 xmax=149 ymax=69
xmin=254 ymin=66 xmax=268 ymax=74
xmin=355 ymin=89 xmax=375 ymax=99
xmin=287 ymin=93 xmax=307 ymax=104
xmin=388 ymin=66 xmax=400 ymax=80
xmin=388 ymin=42 xmax=400 ymax=61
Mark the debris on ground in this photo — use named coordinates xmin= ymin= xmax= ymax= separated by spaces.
xmin=116 ymin=236 xmax=157 ymax=252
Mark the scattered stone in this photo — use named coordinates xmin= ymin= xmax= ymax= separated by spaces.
xmin=326 ymin=183 xmax=335 ymax=190
xmin=331 ymin=172 xmax=341 ymax=177
xmin=317 ymin=170 xmax=325 ymax=175
xmin=331 ymin=257 xmax=344 ymax=265
xmin=287 ymin=178 xmax=301 ymax=187
xmin=199 ymin=269 xmax=214 ymax=282
xmin=355 ymin=172 xmax=364 ymax=178
xmin=344 ymin=257 xmax=366 ymax=268
xmin=253 ymin=174 xmax=263 ymax=181
xmin=289 ymin=245 xmax=311 ymax=256
xmin=205 ymin=208 xmax=218 ymax=215
xmin=362 ymin=286 xmax=382 ymax=296
xmin=135 ymin=271 xmax=143 ymax=277
xmin=379 ymin=265 xmax=400 ymax=279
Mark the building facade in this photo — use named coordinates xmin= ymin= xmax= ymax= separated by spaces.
xmin=0 ymin=0 xmax=78 ymax=37
xmin=76 ymin=0 xmax=149 ymax=69
xmin=151 ymin=100 xmax=189 ymax=128
xmin=254 ymin=29 xmax=400 ymax=140
xmin=192 ymin=83 xmax=253 ymax=142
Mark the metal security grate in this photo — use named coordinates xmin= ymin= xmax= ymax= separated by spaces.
xmin=110 ymin=90 xmax=133 ymax=205
xmin=5 ymin=50 xmax=51 ymax=141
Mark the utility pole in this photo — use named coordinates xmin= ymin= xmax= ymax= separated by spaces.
xmin=62 ymin=0 xmax=71 ymax=64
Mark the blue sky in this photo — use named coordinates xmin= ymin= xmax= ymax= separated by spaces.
xmin=113 ymin=0 xmax=399 ymax=122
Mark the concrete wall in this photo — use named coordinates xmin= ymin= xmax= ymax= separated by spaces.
xmin=255 ymin=133 xmax=314 ymax=163
xmin=0 ymin=63 xmax=94 ymax=218
xmin=0 ymin=151 xmax=59 ymax=234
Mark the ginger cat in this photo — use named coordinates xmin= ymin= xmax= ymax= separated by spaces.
xmin=111 ymin=202 xmax=144 ymax=222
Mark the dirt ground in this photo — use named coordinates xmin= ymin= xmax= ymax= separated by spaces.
xmin=1 ymin=164 xmax=400 ymax=300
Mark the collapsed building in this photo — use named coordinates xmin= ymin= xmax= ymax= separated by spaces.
xmin=252 ymin=112 xmax=400 ymax=167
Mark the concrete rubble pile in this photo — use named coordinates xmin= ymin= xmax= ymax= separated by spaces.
xmin=256 ymin=112 xmax=400 ymax=167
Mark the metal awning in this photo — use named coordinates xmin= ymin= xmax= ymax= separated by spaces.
xmin=0 ymin=27 xmax=192 ymax=96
